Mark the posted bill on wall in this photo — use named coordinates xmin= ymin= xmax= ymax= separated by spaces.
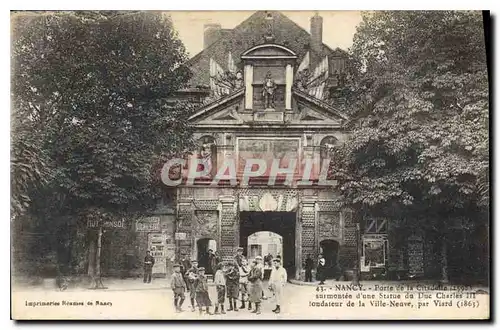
xmin=11 ymin=9 xmax=490 ymax=320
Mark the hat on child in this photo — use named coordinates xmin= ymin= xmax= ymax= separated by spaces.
xmin=237 ymin=247 xmax=244 ymax=251
xmin=255 ymin=256 xmax=263 ymax=260
xmin=198 ymin=267 xmax=205 ymax=271
xmin=173 ymin=263 xmax=181 ymax=268
xmin=272 ymin=258 xmax=281 ymax=263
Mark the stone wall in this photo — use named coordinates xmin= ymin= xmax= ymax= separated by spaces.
xmin=339 ymin=209 xmax=357 ymax=269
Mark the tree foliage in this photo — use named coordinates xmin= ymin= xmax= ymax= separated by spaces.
xmin=11 ymin=11 xmax=195 ymax=219
xmin=333 ymin=11 xmax=489 ymax=218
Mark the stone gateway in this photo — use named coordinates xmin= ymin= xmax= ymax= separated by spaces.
xmin=169 ymin=11 xmax=354 ymax=280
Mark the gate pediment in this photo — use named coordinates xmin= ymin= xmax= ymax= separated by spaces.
xmin=189 ymin=89 xmax=348 ymax=129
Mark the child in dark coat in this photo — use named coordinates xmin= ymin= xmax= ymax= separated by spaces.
xmin=171 ymin=264 xmax=187 ymax=312
xmin=225 ymin=261 xmax=240 ymax=311
xmin=194 ymin=267 xmax=212 ymax=315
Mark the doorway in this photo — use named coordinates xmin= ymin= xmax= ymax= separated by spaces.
xmin=240 ymin=211 xmax=296 ymax=278
xmin=320 ymin=239 xmax=340 ymax=279
xmin=196 ymin=238 xmax=217 ymax=275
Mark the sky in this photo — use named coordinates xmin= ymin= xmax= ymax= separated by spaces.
xmin=168 ymin=11 xmax=363 ymax=58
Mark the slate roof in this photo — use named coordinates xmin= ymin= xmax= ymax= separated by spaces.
xmin=183 ymin=11 xmax=348 ymax=89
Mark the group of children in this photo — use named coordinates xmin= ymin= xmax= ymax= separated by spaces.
xmin=170 ymin=247 xmax=287 ymax=315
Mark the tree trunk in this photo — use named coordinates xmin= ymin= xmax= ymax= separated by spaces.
xmin=441 ymin=239 xmax=449 ymax=283
xmin=96 ymin=226 xmax=102 ymax=278
xmin=87 ymin=233 xmax=96 ymax=278
xmin=88 ymin=227 xmax=106 ymax=289
xmin=352 ymin=222 xmax=361 ymax=285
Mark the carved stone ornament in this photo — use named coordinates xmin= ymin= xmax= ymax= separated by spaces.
xmin=259 ymin=192 xmax=278 ymax=211
xmin=194 ymin=210 xmax=218 ymax=236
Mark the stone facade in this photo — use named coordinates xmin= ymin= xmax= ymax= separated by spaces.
xmin=174 ymin=187 xmax=356 ymax=279
xmin=164 ymin=11 xmax=354 ymax=280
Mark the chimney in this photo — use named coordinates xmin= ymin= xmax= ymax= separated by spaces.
xmin=310 ymin=13 xmax=323 ymax=54
xmin=203 ymin=23 xmax=222 ymax=49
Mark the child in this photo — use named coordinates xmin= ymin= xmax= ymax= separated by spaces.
xmin=268 ymin=258 xmax=287 ymax=314
xmin=194 ymin=267 xmax=213 ymax=315
xmin=225 ymin=261 xmax=240 ymax=311
xmin=186 ymin=260 xmax=199 ymax=312
xmin=238 ymin=258 xmax=250 ymax=309
xmin=171 ymin=264 xmax=187 ymax=312
xmin=213 ymin=262 xmax=227 ymax=314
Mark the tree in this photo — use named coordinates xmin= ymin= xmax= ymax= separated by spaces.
xmin=10 ymin=109 xmax=53 ymax=220
xmin=11 ymin=11 xmax=195 ymax=285
xmin=332 ymin=11 xmax=489 ymax=282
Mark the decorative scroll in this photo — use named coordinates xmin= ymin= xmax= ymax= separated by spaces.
xmin=209 ymin=57 xmax=243 ymax=100
xmin=294 ymin=55 xmax=329 ymax=99
xmin=237 ymin=188 xmax=299 ymax=212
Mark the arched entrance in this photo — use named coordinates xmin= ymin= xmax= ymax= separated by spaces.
xmin=196 ymin=238 xmax=217 ymax=275
xmin=247 ymin=231 xmax=283 ymax=279
xmin=320 ymin=239 xmax=340 ymax=279
xmin=240 ymin=211 xmax=296 ymax=278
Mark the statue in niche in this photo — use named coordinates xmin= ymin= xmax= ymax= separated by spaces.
xmin=197 ymin=137 xmax=216 ymax=178
xmin=234 ymin=71 xmax=243 ymax=89
xmin=320 ymin=136 xmax=338 ymax=180
xmin=262 ymin=71 xmax=277 ymax=109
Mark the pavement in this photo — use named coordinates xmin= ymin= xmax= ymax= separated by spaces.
xmin=11 ymin=278 xmax=490 ymax=320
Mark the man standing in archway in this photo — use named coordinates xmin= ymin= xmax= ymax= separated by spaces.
xmin=207 ymin=249 xmax=216 ymax=275
xmin=317 ymin=254 xmax=326 ymax=285
xmin=269 ymin=258 xmax=287 ymax=314
xmin=304 ymin=254 xmax=314 ymax=282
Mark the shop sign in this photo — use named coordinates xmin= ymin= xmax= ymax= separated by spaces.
xmin=87 ymin=219 xmax=126 ymax=229
xmin=136 ymin=217 xmax=161 ymax=232
xmin=175 ymin=232 xmax=187 ymax=240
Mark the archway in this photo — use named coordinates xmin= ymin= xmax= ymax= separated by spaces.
xmin=196 ymin=238 xmax=217 ymax=275
xmin=247 ymin=231 xmax=283 ymax=279
xmin=320 ymin=239 xmax=340 ymax=279
xmin=240 ymin=211 xmax=296 ymax=278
